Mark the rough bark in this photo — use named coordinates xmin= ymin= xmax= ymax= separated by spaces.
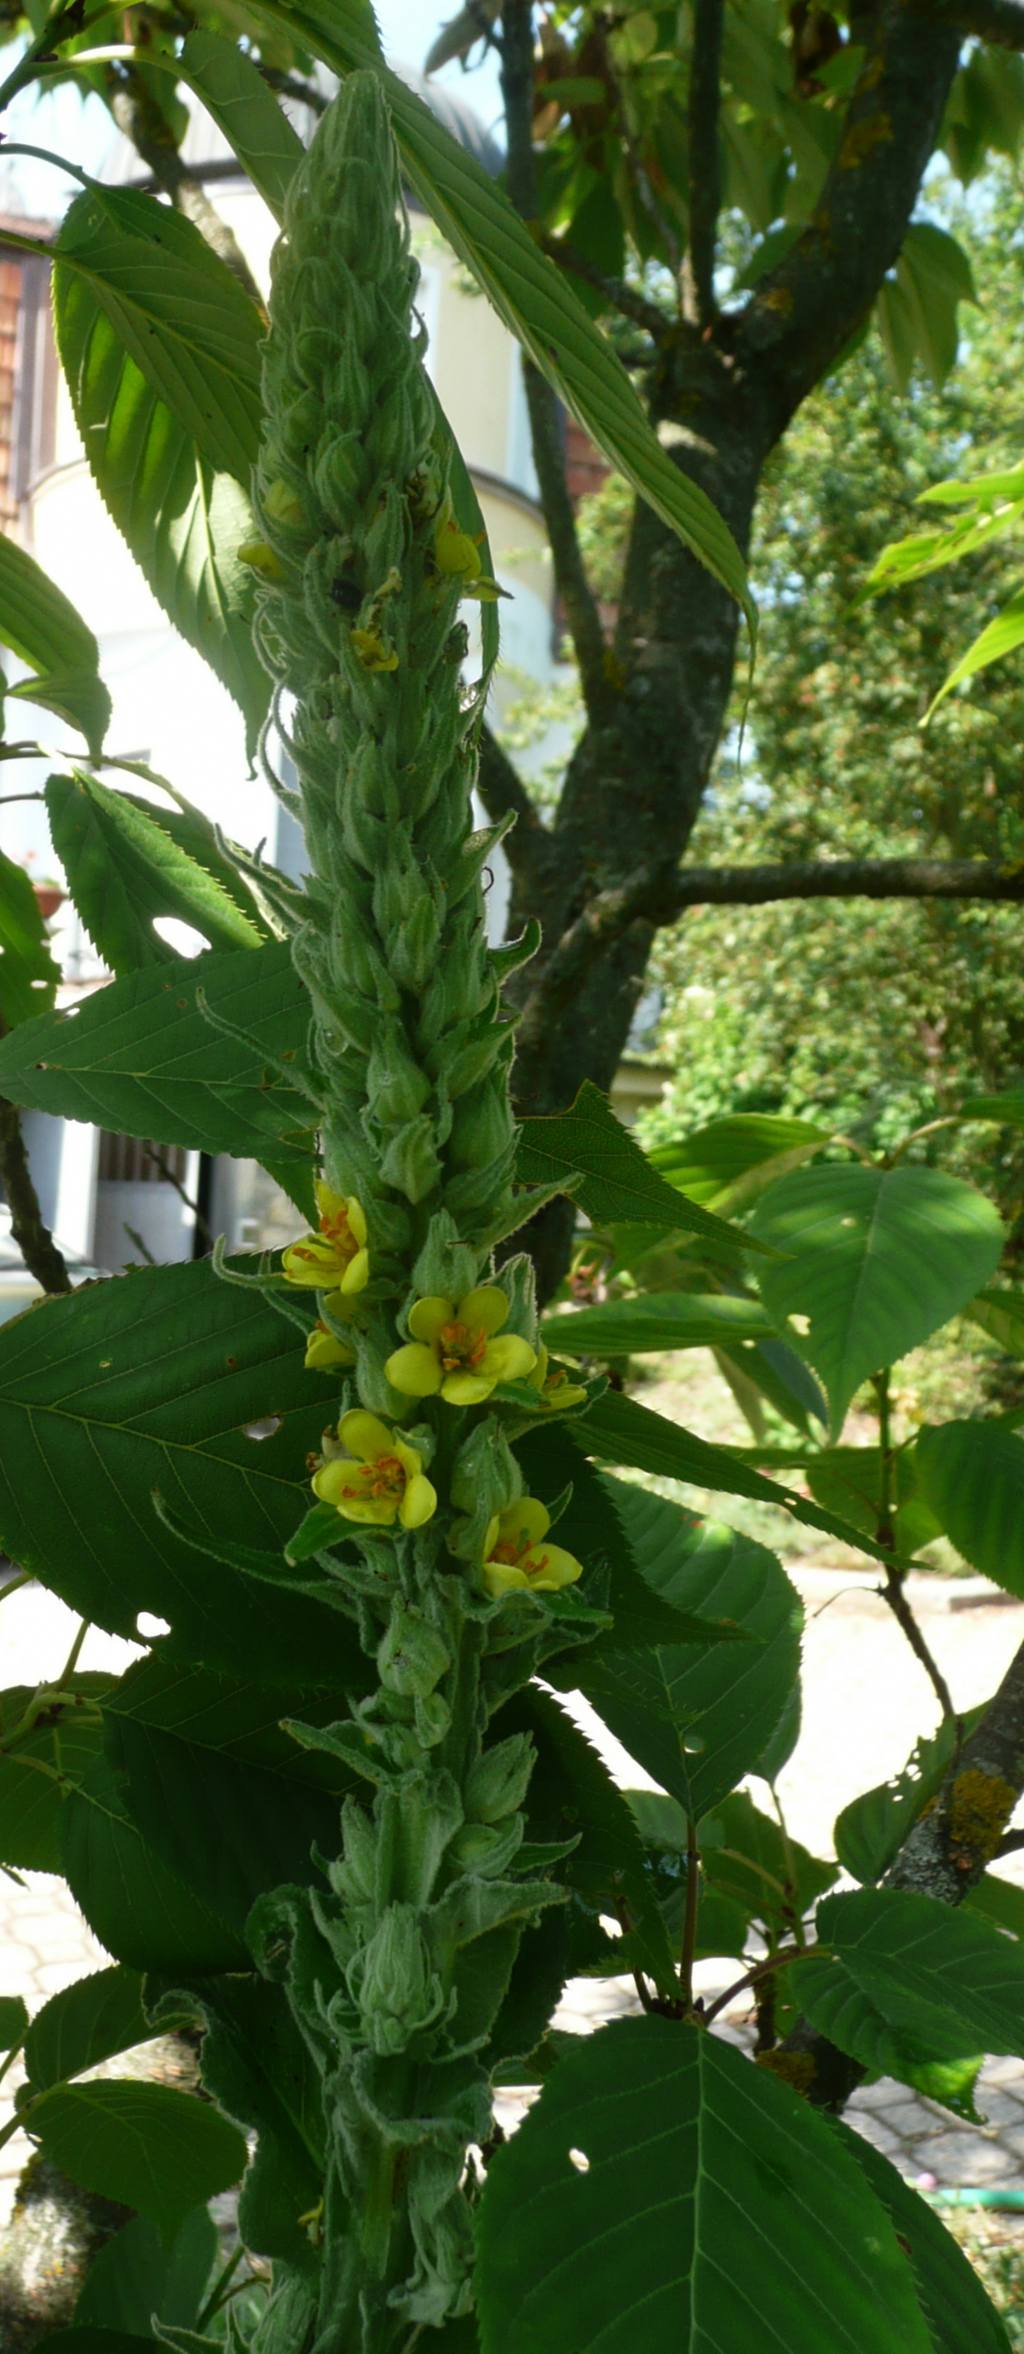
xmin=497 ymin=5 xmax=964 ymax=1298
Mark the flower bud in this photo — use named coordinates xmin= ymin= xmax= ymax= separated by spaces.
xmin=350 ymin=1903 xmax=445 ymax=2055
xmin=411 ymin=1211 xmax=480 ymax=1305
xmin=446 ymin=1075 xmax=516 ymax=1173
xmin=366 ymin=1027 xmax=431 ymax=1125
xmin=447 ymin=1816 xmax=524 ymax=1877
xmin=380 ymin=1116 xmax=443 ymax=1205
xmin=414 ymin=1690 xmax=451 ymax=1748
xmin=464 ymin=1734 xmax=535 ymax=1825
xmin=377 ymin=1606 xmax=451 ymax=1699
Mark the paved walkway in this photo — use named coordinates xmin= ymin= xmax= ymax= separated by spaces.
xmin=3 ymin=1568 xmax=1024 ymax=2225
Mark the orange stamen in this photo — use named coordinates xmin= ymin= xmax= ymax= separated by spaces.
xmin=439 ymin=1319 xmax=488 ymax=1373
xmin=342 ymin=1453 xmax=406 ymax=1501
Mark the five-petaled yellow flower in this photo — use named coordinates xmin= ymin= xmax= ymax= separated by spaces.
xmin=481 ymin=1498 xmax=583 ymax=1599
xmin=385 ymin=1286 xmax=536 ymax=1407
xmin=313 ymin=1410 xmax=437 ymax=1530
xmin=283 ymin=1184 xmax=369 ymax=1295
xmin=304 ymin=1293 xmax=356 ymax=1373
xmin=528 ymin=1344 xmax=588 ymax=1412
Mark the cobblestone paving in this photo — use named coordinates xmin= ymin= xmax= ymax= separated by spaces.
xmin=4 ymin=1571 xmax=1024 ymax=2227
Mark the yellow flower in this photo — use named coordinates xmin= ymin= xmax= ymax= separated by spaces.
xmin=528 ymin=1344 xmax=588 ymax=1412
xmin=304 ymin=1294 xmax=357 ymax=1373
xmin=385 ymin=1286 xmax=536 ymax=1407
xmin=237 ymin=538 xmax=285 ymax=579
xmin=351 ymin=625 xmax=399 ymax=673
xmin=283 ymin=1185 xmax=369 ymax=1295
xmin=313 ymin=1410 xmax=437 ymax=1530
xmin=481 ymin=1498 xmax=583 ymax=1599
xmin=432 ymin=512 xmax=507 ymax=603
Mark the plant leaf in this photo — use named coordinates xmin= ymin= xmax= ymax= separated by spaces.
xmin=517 ymin=1083 xmax=754 ymax=1259
xmin=748 ymin=1163 xmax=1004 ymax=1439
xmin=0 ymin=939 xmax=315 ymax=1165
xmin=54 ymin=183 xmax=269 ymax=755
xmin=833 ymin=2119 xmax=1013 ymax=2354
xmin=29 ymin=2079 xmax=245 ymax=2246
xmin=916 ymin=1420 xmax=1024 ymax=1596
xmin=0 ymin=529 xmax=110 ymax=755
xmin=0 ymin=1674 xmax=110 ymax=1871
xmin=649 ymin=1113 xmax=828 ymax=1210
xmin=475 ymin=2015 xmax=933 ymax=2354
xmin=24 ymin=1964 xmax=154 ymax=2094
xmin=541 ymin=1291 xmax=774 ymax=1358
xmin=555 ymin=1491 xmax=802 ymax=1822
xmin=808 ymin=1887 xmax=1024 ymax=2069
xmin=0 ymin=847 xmax=60 ymax=1028
xmin=0 ymin=1257 xmax=369 ymax=1679
xmin=75 ymin=2208 xmax=218 ymax=2338
xmin=576 ymin=1387 xmax=885 ymax=1559
xmin=62 ymin=1757 xmax=247 ymax=1973
xmin=45 ymin=773 xmax=264 ymax=976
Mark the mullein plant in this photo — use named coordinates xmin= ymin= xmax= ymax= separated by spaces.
xmin=236 ymin=71 xmax=591 ymax=2354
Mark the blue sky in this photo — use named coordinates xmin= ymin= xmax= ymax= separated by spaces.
xmin=0 ymin=3 xmax=502 ymax=217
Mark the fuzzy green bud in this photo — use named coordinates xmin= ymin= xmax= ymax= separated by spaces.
xmin=377 ymin=1607 xmax=451 ymax=1699
xmin=447 ymin=1816 xmax=524 ymax=1877
xmin=350 ymin=1903 xmax=446 ymax=2055
xmin=464 ymin=1733 xmax=536 ymax=1825
xmin=380 ymin=1115 xmax=444 ymax=1204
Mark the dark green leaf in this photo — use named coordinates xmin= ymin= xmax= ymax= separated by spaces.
xmin=0 ymin=847 xmax=60 ymax=1028
xmin=916 ymin=1420 xmax=1024 ymax=1597
xmin=62 ymin=1757 xmax=248 ymax=1973
xmin=0 ymin=940 xmax=315 ymax=1166
xmin=749 ymin=1164 xmax=1004 ymax=1438
xmin=0 ymin=1675 xmax=109 ymax=1871
xmin=29 ymin=2079 xmax=246 ymax=2245
xmin=45 ymin=773 xmax=264 ymax=977
xmin=809 ymin=1888 xmax=1024 ymax=2067
xmin=0 ymin=1257 xmax=369 ymax=1680
xmin=75 ymin=2207 xmax=217 ymax=2337
xmin=476 ymin=2015 xmax=932 ymax=2354
xmin=833 ymin=2118 xmax=1013 ymax=2354
xmin=25 ymin=1965 xmax=153 ymax=2094
xmin=967 ymin=1873 xmax=1024 ymax=1938
xmin=700 ymin=1792 xmax=837 ymax=1934
xmin=0 ymin=529 xmax=110 ymax=755
xmin=541 ymin=1291 xmax=774 ymax=1358
xmin=35 ymin=2335 xmax=160 ymax=2352
xmin=961 ymin=1088 xmax=1024 ymax=1132
xmin=507 ymin=1684 xmax=677 ymax=1997
xmin=804 ymin=1446 xmax=941 ymax=1557
xmin=150 ymin=1976 xmax=324 ymax=2274
xmin=54 ymin=184 xmax=268 ymax=754
xmin=107 ymin=782 xmax=275 ymax=941
xmin=563 ymin=1507 xmax=801 ymax=1821
xmin=0 ymin=1994 xmax=28 ymax=2051
xmin=516 ymin=1083 xmax=754 ymax=1258
xmin=577 ymin=1387 xmax=885 ymax=1559
xmin=104 ymin=1655 xmax=358 ymax=1937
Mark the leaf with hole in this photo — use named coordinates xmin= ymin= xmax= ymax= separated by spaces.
xmin=46 ymin=773 xmax=264 ymax=977
xmin=0 ymin=939 xmax=315 ymax=1166
xmin=748 ymin=1163 xmax=1004 ymax=1439
xmin=475 ymin=2014 xmax=933 ymax=2354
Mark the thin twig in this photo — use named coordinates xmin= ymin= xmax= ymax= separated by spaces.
xmin=142 ymin=1143 xmax=213 ymax=1247
xmin=679 ymin=1815 xmax=701 ymax=2008
xmin=874 ymin=1368 xmax=955 ymax=1720
xmin=538 ymin=231 xmax=670 ymax=338
xmin=703 ymin=1944 xmax=825 ymax=2029
xmin=0 ymin=1019 xmax=71 ymax=1295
